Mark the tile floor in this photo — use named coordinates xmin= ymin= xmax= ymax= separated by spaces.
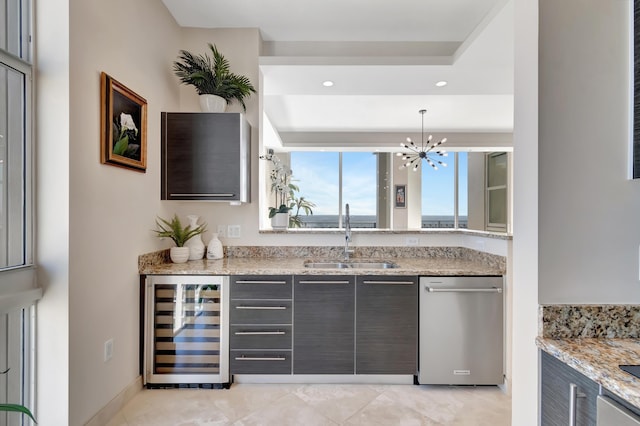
xmin=106 ymin=383 xmax=511 ymax=426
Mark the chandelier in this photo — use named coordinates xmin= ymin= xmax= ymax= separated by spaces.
xmin=397 ymin=109 xmax=447 ymax=171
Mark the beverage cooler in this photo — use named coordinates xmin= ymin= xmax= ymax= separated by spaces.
xmin=144 ymin=275 xmax=230 ymax=388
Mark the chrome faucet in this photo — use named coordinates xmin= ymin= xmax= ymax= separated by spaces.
xmin=344 ymin=203 xmax=353 ymax=260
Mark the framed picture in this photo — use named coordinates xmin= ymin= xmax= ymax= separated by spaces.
xmin=395 ymin=184 xmax=406 ymax=208
xmin=100 ymin=72 xmax=147 ymax=172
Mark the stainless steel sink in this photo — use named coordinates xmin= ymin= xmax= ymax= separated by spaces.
xmin=303 ymin=260 xmax=398 ymax=269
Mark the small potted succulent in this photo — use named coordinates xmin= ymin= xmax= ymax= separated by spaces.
xmin=172 ymin=43 xmax=256 ymax=112
xmin=153 ymin=214 xmax=206 ymax=263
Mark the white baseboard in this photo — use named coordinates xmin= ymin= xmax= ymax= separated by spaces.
xmin=84 ymin=375 xmax=143 ymax=426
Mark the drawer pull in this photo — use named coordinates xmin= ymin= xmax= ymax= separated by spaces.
xmin=170 ymin=193 xmax=234 ymax=197
xmin=425 ymin=286 xmax=503 ymax=294
xmin=362 ymin=280 xmax=415 ymax=285
xmin=235 ymin=306 xmax=287 ymax=310
xmin=234 ymin=331 xmax=286 ymax=336
xmin=235 ymin=280 xmax=287 ymax=284
xmin=234 ymin=356 xmax=286 ymax=361
xmin=298 ymin=280 xmax=351 ymax=285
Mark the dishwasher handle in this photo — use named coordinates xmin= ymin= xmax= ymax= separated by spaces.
xmin=425 ymin=286 xmax=503 ymax=294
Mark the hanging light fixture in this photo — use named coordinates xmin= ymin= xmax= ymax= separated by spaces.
xmin=397 ymin=109 xmax=447 ymax=171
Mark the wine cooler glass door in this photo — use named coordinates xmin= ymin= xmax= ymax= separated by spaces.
xmin=144 ymin=275 xmax=229 ymax=386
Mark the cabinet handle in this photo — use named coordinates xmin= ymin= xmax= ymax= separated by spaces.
xmin=234 ymin=331 xmax=286 ymax=335
xmin=235 ymin=306 xmax=287 ymax=310
xmin=425 ymin=286 xmax=503 ymax=294
xmin=568 ymin=383 xmax=586 ymax=426
xmin=362 ymin=280 xmax=415 ymax=285
xmin=298 ymin=280 xmax=351 ymax=285
xmin=170 ymin=193 xmax=235 ymax=197
xmin=235 ymin=280 xmax=287 ymax=284
xmin=234 ymin=356 xmax=286 ymax=361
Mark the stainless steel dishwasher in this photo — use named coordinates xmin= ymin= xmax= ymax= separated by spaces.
xmin=418 ymin=276 xmax=504 ymax=385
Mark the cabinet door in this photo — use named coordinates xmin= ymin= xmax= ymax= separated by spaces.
xmin=356 ymin=276 xmax=418 ymax=374
xmin=293 ymin=276 xmax=355 ymax=374
xmin=540 ymin=350 xmax=599 ymax=426
xmin=161 ymin=112 xmax=250 ymax=201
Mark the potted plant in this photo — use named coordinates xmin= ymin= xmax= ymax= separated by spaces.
xmin=289 ymin=195 xmax=316 ymax=228
xmin=263 ymin=152 xmax=314 ymax=229
xmin=0 ymin=368 xmax=36 ymax=423
xmin=172 ymin=43 xmax=256 ymax=112
xmin=153 ymin=214 xmax=206 ymax=263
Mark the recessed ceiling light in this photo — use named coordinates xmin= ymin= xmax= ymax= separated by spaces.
xmin=322 ymin=80 xmax=334 ymax=87
xmin=435 ymin=80 xmax=448 ymax=87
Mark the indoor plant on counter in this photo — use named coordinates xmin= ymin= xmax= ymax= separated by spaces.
xmin=153 ymin=214 xmax=207 ymax=263
xmin=172 ymin=43 xmax=256 ymax=112
xmin=264 ymin=152 xmax=315 ymax=228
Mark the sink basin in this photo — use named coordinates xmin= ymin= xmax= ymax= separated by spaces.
xmin=304 ymin=260 xmax=398 ymax=269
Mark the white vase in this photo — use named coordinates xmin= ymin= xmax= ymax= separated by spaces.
xmin=206 ymin=233 xmax=224 ymax=260
xmin=184 ymin=215 xmax=205 ymax=260
xmin=170 ymin=246 xmax=190 ymax=264
xmin=199 ymin=94 xmax=227 ymax=112
xmin=271 ymin=212 xmax=289 ymax=229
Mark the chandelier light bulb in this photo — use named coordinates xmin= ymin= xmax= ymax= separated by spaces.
xmin=397 ymin=109 xmax=447 ymax=171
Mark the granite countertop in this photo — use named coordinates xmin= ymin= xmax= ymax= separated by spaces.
xmin=139 ymin=256 xmax=504 ymax=276
xmin=536 ymin=337 xmax=640 ymax=408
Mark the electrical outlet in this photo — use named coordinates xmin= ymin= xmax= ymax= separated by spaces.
xmin=217 ymin=225 xmax=226 ymax=238
xmin=406 ymin=237 xmax=419 ymax=246
xmin=104 ymin=339 xmax=114 ymax=362
xmin=227 ymin=225 xmax=241 ymax=238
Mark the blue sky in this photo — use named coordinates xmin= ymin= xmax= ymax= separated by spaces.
xmin=291 ymin=152 xmax=467 ymax=216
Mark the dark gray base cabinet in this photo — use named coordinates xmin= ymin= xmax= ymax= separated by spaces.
xmin=229 ymin=276 xmax=293 ymax=374
xmin=293 ymin=276 xmax=355 ymax=374
xmin=540 ymin=350 xmax=598 ymax=426
xmin=355 ymin=276 xmax=418 ymax=374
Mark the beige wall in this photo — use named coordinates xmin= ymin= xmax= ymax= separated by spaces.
xmin=538 ymin=0 xmax=640 ymax=303
xmin=66 ymin=0 xmax=181 ymax=424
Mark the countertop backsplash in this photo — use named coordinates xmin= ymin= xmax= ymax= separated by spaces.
xmin=540 ymin=304 xmax=640 ymax=339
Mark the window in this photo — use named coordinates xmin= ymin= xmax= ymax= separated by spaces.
xmin=0 ymin=1 xmax=36 ymax=424
xmin=421 ymin=152 xmax=468 ymax=228
xmin=486 ymin=152 xmax=508 ymax=232
xmin=290 ymin=152 xmax=378 ymax=228
xmin=1 ymin=0 xmax=33 ymax=269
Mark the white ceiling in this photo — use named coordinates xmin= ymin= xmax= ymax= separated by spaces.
xmin=162 ymin=0 xmax=514 ymax=148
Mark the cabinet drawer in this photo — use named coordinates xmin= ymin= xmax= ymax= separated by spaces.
xmin=230 ymin=300 xmax=293 ymax=324
xmin=230 ymin=350 xmax=292 ymax=374
xmin=231 ymin=275 xmax=292 ymax=299
xmin=230 ymin=325 xmax=292 ymax=349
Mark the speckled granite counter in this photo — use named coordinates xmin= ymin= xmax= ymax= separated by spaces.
xmin=536 ymin=337 xmax=640 ymax=408
xmin=139 ymin=256 xmax=503 ymax=276
xmin=138 ymin=246 xmax=506 ymax=276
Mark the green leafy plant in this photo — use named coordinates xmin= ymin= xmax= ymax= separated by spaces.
xmin=172 ymin=43 xmax=256 ymax=111
xmin=262 ymin=152 xmax=315 ymax=227
xmin=0 ymin=368 xmax=36 ymax=423
xmin=153 ymin=214 xmax=206 ymax=247
xmin=289 ymin=195 xmax=316 ymax=228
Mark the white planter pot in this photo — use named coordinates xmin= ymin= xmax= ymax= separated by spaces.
xmin=199 ymin=94 xmax=227 ymax=112
xmin=271 ymin=212 xmax=289 ymax=229
xmin=170 ymin=246 xmax=190 ymax=263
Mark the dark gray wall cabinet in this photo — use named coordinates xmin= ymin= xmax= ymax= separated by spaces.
xmin=355 ymin=276 xmax=418 ymax=374
xmin=229 ymin=276 xmax=292 ymax=374
xmin=161 ymin=112 xmax=250 ymax=202
xmin=540 ymin=350 xmax=598 ymax=426
xmin=293 ymin=276 xmax=355 ymax=374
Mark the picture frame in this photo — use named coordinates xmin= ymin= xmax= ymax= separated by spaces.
xmin=100 ymin=72 xmax=147 ymax=172
xmin=395 ymin=184 xmax=406 ymax=208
